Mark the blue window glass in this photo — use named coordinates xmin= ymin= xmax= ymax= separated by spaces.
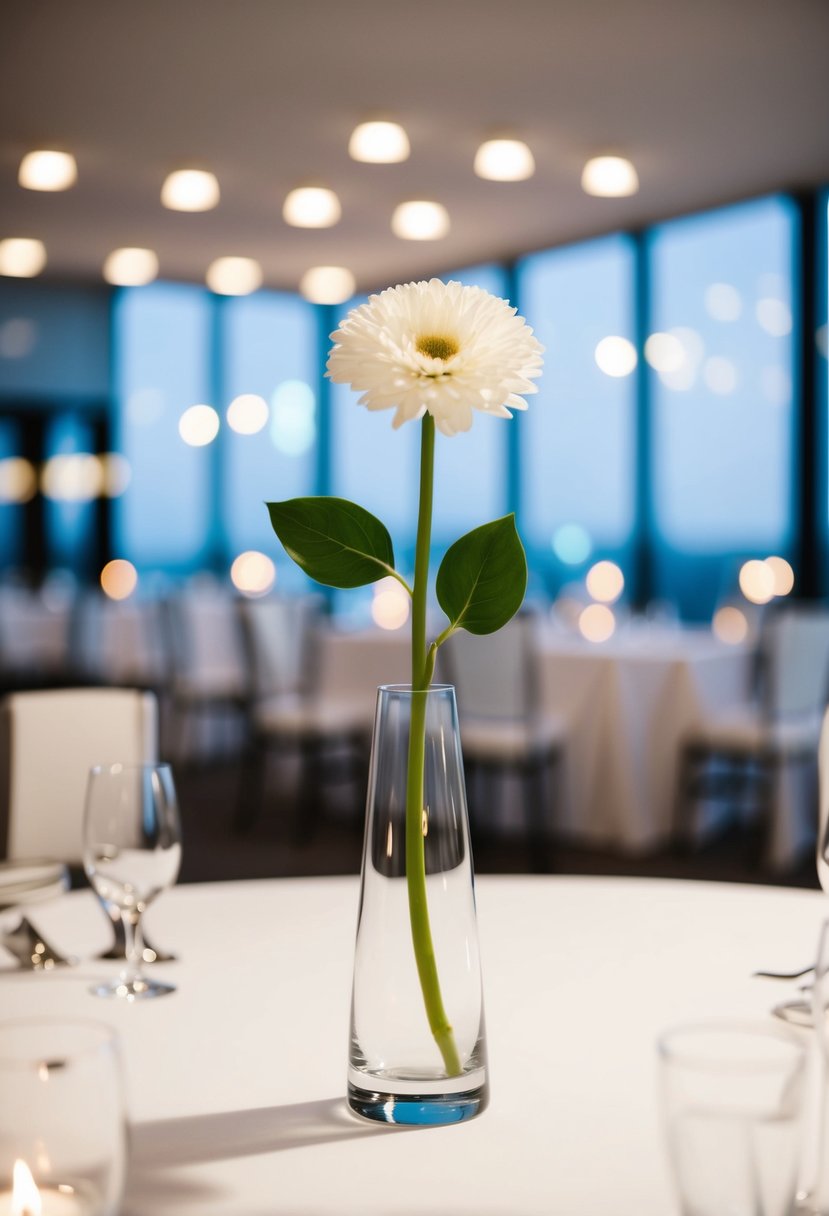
xmin=516 ymin=236 xmax=637 ymax=577
xmin=0 ymin=418 xmax=25 ymax=569
xmin=221 ymin=292 xmax=318 ymax=587
xmin=43 ymin=413 xmax=97 ymax=574
xmin=650 ymin=197 xmax=795 ymax=555
xmin=114 ymin=284 xmax=212 ymax=571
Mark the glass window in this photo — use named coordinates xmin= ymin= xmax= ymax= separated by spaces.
xmin=43 ymin=413 xmax=98 ymax=574
xmin=0 ymin=417 xmax=25 ymax=569
xmin=114 ymin=283 xmax=212 ymax=571
xmin=517 ymin=236 xmax=637 ymax=575
xmin=650 ymin=196 xmax=795 ymax=555
xmin=221 ymin=292 xmax=318 ymax=588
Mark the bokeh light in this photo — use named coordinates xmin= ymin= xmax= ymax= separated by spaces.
xmin=755 ymin=297 xmax=792 ymax=338
xmin=739 ymin=559 xmax=775 ymax=605
xmin=552 ymin=523 xmax=593 ymax=566
xmin=765 ymin=555 xmax=794 ymax=596
xmin=41 ymin=454 xmax=103 ymax=501
xmin=227 ymin=394 xmax=269 ymax=435
xmin=704 ymin=283 xmax=742 ymax=322
xmin=371 ymin=577 xmax=410 ymax=630
xmin=474 ymin=139 xmax=535 ymax=181
xmin=299 ymin=266 xmax=356 ymax=304
xmin=585 ymin=560 xmax=625 ymax=604
xmin=231 ymin=551 xmax=276 ymax=597
xmin=580 ymin=156 xmax=638 ymax=197
xmin=18 ymin=149 xmax=77 ymax=191
xmin=103 ymin=247 xmax=158 ymax=287
xmin=349 ymin=121 xmax=410 ymax=163
xmin=712 ymin=605 xmax=748 ymax=644
xmin=644 ymin=332 xmax=686 ymax=373
xmin=100 ymin=453 xmax=132 ymax=497
xmin=0 ymin=457 xmax=37 ymax=503
xmin=594 ymin=336 xmax=637 ymax=377
xmin=179 ymin=404 xmax=220 ymax=446
xmin=703 ymin=356 xmax=738 ymax=395
xmin=100 ymin=559 xmax=138 ymax=601
xmin=161 ymin=169 xmax=219 ymax=212
xmin=0 ymin=317 xmax=37 ymax=359
xmin=391 ymin=201 xmax=450 ymax=240
xmin=578 ymin=603 xmax=616 ymax=643
xmin=206 ymin=257 xmax=263 ymax=296
xmin=282 ymin=186 xmax=341 ymax=228
xmin=0 ymin=239 xmax=46 ymax=278
xmin=270 ymin=380 xmax=316 ymax=455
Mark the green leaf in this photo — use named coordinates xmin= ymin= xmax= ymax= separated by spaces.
xmin=267 ymin=497 xmax=397 ymax=589
xmin=436 ymin=515 xmax=527 ymax=635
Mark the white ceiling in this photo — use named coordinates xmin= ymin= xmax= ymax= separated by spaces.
xmin=1 ymin=0 xmax=828 ymax=294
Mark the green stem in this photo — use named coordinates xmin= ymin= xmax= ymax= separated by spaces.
xmin=406 ymin=414 xmax=462 ymax=1077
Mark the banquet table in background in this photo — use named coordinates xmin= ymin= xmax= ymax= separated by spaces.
xmin=0 ymin=876 xmax=824 ymax=1215
xmin=322 ymin=624 xmax=753 ymax=853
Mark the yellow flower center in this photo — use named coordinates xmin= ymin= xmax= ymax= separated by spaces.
xmin=416 ymin=334 xmax=459 ymax=361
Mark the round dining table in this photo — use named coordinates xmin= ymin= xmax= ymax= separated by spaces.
xmin=1 ymin=874 xmax=825 ymax=1215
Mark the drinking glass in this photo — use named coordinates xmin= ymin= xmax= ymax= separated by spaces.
xmin=658 ymin=1020 xmax=807 ymax=1216
xmin=83 ymin=762 xmax=182 ymax=1000
xmin=0 ymin=1018 xmax=126 ymax=1215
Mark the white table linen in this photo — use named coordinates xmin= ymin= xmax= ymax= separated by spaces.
xmin=0 ymin=875 xmax=824 ymax=1215
xmin=322 ymin=626 xmax=751 ymax=852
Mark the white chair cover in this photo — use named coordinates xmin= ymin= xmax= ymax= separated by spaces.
xmin=0 ymin=687 xmax=158 ymax=863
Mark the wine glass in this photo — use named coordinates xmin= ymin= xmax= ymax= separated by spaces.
xmin=83 ymin=762 xmax=182 ymax=1000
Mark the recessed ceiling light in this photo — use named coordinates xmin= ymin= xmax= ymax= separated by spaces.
xmin=581 ymin=156 xmax=639 ymax=198
xmin=102 ymin=247 xmax=159 ymax=287
xmin=161 ymin=169 xmax=220 ymax=212
xmin=348 ymin=121 xmax=410 ymax=163
xmin=474 ymin=139 xmax=535 ymax=181
xmin=282 ymin=186 xmax=341 ymax=228
xmin=299 ymin=266 xmax=356 ymax=304
xmin=18 ymin=150 xmax=77 ymax=191
xmin=206 ymin=256 xmax=262 ymax=296
xmin=391 ymin=201 xmax=450 ymax=241
xmin=0 ymin=238 xmax=47 ymax=278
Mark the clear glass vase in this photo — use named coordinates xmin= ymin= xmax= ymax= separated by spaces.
xmin=347 ymin=684 xmax=488 ymax=1125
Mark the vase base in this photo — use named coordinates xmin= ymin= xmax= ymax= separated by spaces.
xmin=347 ymin=1080 xmax=487 ymax=1126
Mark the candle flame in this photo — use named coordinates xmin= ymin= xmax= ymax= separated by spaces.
xmin=12 ymin=1159 xmax=42 ymax=1216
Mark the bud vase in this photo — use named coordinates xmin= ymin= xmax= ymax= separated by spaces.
xmin=347 ymin=683 xmax=488 ymax=1125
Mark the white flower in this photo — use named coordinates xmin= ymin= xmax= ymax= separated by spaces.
xmin=326 ymin=278 xmax=544 ymax=437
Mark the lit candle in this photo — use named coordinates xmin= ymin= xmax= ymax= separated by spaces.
xmin=0 ymin=1160 xmax=85 ymax=1216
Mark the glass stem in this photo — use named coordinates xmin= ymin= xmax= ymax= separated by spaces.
xmin=121 ymin=910 xmax=143 ymax=986
xmin=406 ymin=413 xmax=461 ymax=1077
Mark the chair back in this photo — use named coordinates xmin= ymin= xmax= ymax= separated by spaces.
xmin=239 ymin=595 xmax=322 ymax=699
xmin=443 ymin=612 xmax=538 ymax=721
xmin=0 ymin=687 xmax=158 ymax=863
xmin=764 ymin=607 xmax=829 ymax=721
xmin=75 ymin=592 xmax=168 ymax=688
xmin=165 ymin=581 xmax=247 ymax=697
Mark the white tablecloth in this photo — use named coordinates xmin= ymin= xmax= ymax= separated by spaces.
xmin=1 ymin=876 xmax=824 ymax=1215
xmin=322 ymin=626 xmax=751 ymax=852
